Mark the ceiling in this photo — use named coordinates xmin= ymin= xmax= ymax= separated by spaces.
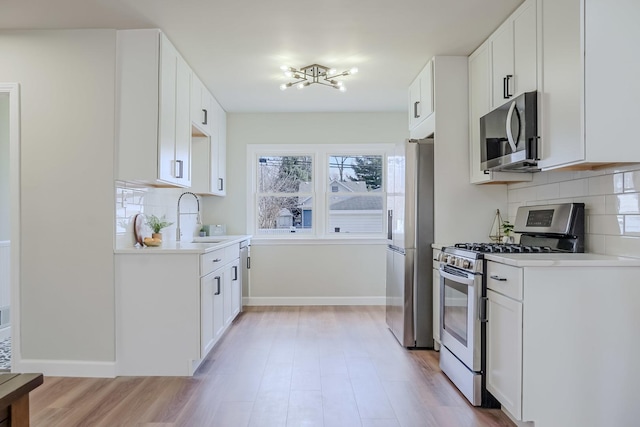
xmin=1 ymin=0 xmax=523 ymax=113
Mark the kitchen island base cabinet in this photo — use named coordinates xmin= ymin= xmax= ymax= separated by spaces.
xmin=116 ymin=242 xmax=242 ymax=377
xmin=485 ymin=260 xmax=640 ymax=426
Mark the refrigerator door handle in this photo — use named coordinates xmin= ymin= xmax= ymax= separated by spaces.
xmin=387 ymin=209 xmax=393 ymax=240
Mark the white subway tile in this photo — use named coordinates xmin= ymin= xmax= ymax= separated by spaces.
xmin=588 ymin=174 xmax=623 ymax=196
xmin=559 ymin=179 xmax=588 ymax=198
xmin=574 ymin=169 xmax=606 ymax=179
xmin=585 ymin=233 xmax=606 ymax=254
xmin=573 ymin=196 xmax=606 ymax=215
xmin=508 ymin=186 xmax=538 ymax=203
xmin=612 ymin=193 xmax=640 ymax=214
xmin=546 ymin=170 xmax=577 ymax=183
xmin=588 ymin=215 xmax=624 ymax=235
xmin=604 ymin=235 xmax=640 ymax=259
xmin=536 ymin=183 xmax=560 ymax=200
xmin=624 ymin=215 xmax=640 ymax=236
xmin=604 ymin=163 xmax=640 ymax=174
xmin=623 ymin=170 xmax=640 ymax=193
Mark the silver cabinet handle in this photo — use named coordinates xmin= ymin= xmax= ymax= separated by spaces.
xmin=202 ymin=108 xmax=208 ymax=125
xmin=214 ymin=276 xmax=221 ymax=295
xmin=490 ymin=275 xmax=507 ymax=281
xmin=175 ymin=159 xmax=184 ymax=179
xmin=414 ymin=101 xmax=420 ymax=118
xmin=212 ymin=258 xmax=222 ymax=263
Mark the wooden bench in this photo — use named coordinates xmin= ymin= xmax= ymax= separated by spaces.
xmin=0 ymin=374 xmax=43 ymax=427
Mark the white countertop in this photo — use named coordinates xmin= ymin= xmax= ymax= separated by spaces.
xmin=114 ymin=235 xmax=251 ymax=254
xmin=485 ymin=252 xmax=640 ymax=267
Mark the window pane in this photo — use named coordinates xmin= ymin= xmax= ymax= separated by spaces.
xmin=258 ymin=196 xmax=313 ymax=234
xmin=328 ymin=155 xmax=383 ymax=190
xmin=258 ymin=156 xmax=312 ymax=193
xmin=328 ymin=195 xmax=384 ymax=233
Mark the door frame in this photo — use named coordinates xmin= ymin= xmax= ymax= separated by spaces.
xmin=1 ymin=83 xmax=21 ymax=371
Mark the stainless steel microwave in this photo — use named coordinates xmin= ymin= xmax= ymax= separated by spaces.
xmin=480 ymin=91 xmax=539 ymax=172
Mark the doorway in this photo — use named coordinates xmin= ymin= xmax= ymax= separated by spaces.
xmin=0 ymin=83 xmax=21 ymax=372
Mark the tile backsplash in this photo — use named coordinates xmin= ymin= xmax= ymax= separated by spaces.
xmin=507 ymin=164 xmax=640 ymax=258
xmin=115 ymin=182 xmax=202 ymax=248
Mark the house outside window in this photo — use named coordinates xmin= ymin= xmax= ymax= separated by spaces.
xmin=247 ymin=144 xmax=392 ymax=239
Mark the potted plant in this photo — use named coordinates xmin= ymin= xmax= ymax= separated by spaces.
xmin=501 ymin=220 xmax=515 ymax=244
xmin=145 ymin=214 xmax=173 ymax=241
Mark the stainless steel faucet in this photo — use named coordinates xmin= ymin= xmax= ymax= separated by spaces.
xmin=176 ymin=192 xmax=201 ymax=242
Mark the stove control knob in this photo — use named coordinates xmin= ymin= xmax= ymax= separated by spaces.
xmin=462 ymin=259 xmax=471 ymax=269
xmin=440 ymin=254 xmax=448 ymax=263
xmin=448 ymin=256 xmax=456 ymax=265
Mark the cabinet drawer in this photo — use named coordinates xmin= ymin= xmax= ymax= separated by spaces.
xmin=486 ymin=261 xmax=523 ymax=300
xmin=200 ymin=243 xmax=240 ymax=277
xmin=200 ymin=248 xmax=228 ymax=276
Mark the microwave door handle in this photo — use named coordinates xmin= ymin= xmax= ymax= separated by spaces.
xmin=505 ymin=100 xmax=518 ymax=153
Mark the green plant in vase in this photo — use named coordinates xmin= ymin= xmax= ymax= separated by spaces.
xmin=145 ymin=214 xmax=173 ymax=241
xmin=501 ymin=220 xmax=515 ymax=243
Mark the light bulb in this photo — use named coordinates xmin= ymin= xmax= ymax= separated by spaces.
xmin=280 ymin=65 xmax=289 ymax=71
xmin=284 ymin=70 xmax=293 ymax=77
xmin=328 ymin=68 xmax=337 ymax=76
xmin=280 ymin=83 xmax=288 ymax=91
xmin=297 ymin=82 xmax=306 ymax=89
xmin=339 ymin=85 xmax=347 ymax=92
xmin=337 ymin=81 xmax=344 ymax=87
xmin=350 ymin=67 xmax=359 ymax=74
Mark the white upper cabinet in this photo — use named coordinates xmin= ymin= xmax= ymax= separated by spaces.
xmin=116 ymin=29 xmax=191 ymax=187
xmin=408 ymin=60 xmax=434 ymax=130
xmin=468 ymin=35 xmax=533 ymax=183
xmin=490 ymin=0 xmax=537 ymax=110
xmin=191 ymin=73 xmax=213 ymax=136
xmin=191 ymin=96 xmax=226 ymax=196
xmin=538 ymin=0 xmax=640 ymax=170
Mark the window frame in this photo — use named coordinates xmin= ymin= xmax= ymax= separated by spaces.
xmin=247 ymin=143 xmax=393 ymax=241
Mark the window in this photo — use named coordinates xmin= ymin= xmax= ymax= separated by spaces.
xmin=248 ymin=144 xmax=392 ymax=239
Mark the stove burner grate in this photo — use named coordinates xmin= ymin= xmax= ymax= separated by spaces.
xmin=454 ymin=243 xmax=553 ymax=253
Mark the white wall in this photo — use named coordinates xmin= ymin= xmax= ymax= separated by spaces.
xmin=0 ymin=94 xmax=9 ymax=241
xmin=508 ymin=165 xmax=640 ymax=258
xmin=0 ymin=30 xmax=116 ymax=366
xmin=204 ymin=112 xmax=406 ymax=304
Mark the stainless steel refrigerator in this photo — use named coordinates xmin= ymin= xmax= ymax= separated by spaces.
xmin=385 ymin=138 xmax=434 ymax=348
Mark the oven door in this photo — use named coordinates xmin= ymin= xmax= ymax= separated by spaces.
xmin=439 ymin=265 xmax=482 ymax=372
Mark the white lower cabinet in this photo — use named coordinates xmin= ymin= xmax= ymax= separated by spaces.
xmin=485 ymin=258 xmax=640 ymax=427
xmin=116 ymin=242 xmax=242 ymax=376
xmin=486 ymin=289 xmax=523 ymax=419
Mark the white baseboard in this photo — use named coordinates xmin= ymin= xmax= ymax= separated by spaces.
xmin=243 ymin=296 xmax=385 ymax=306
xmin=14 ymin=359 xmax=116 ymax=378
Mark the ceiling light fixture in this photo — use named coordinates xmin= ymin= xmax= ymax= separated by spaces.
xmin=279 ymin=64 xmax=358 ymax=92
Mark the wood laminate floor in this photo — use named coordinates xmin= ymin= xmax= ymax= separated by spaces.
xmin=29 ymin=306 xmax=515 ymax=427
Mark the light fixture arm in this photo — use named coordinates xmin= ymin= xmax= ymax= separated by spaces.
xmin=279 ymin=63 xmax=357 ymax=91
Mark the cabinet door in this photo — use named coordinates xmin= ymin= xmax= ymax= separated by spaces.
xmin=158 ymin=36 xmax=178 ymax=184
xmin=230 ymin=259 xmax=241 ymax=318
xmin=223 ymin=265 xmax=233 ymax=326
xmin=486 ymin=289 xmax=523 ymax=420
xmin=175 ymin=55 xmax=192 ymax=187
xmin=408 ymin=77 xmax=421 ymax=129
xmin=158 ymin=35 xmax=191 ymax=187
xmin=191 ymin=74 xmax=208 ymax=135
xmin=213 ymin=274 xmax=225 ymax=340
xmin=419 ymin=61 xmax=434 ymax=120
xmin=200 ymin=274 xmax=216 ymax=358
xmin=432 ymin=267 xmax=440 ymax=345
xmin=513 ymin=0 xmax=537 ymax=96
xmin=491 ymin=22 xmax=514 ymax=109
xmin=469 ymin=44 xmax=492 ymax=183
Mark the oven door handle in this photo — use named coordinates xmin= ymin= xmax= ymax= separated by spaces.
xmin=439 ymin=268 xmax=476 ymax=287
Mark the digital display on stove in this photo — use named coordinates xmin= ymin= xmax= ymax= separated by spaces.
xmin=526 ymin=209 xmax=554 ymax=227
